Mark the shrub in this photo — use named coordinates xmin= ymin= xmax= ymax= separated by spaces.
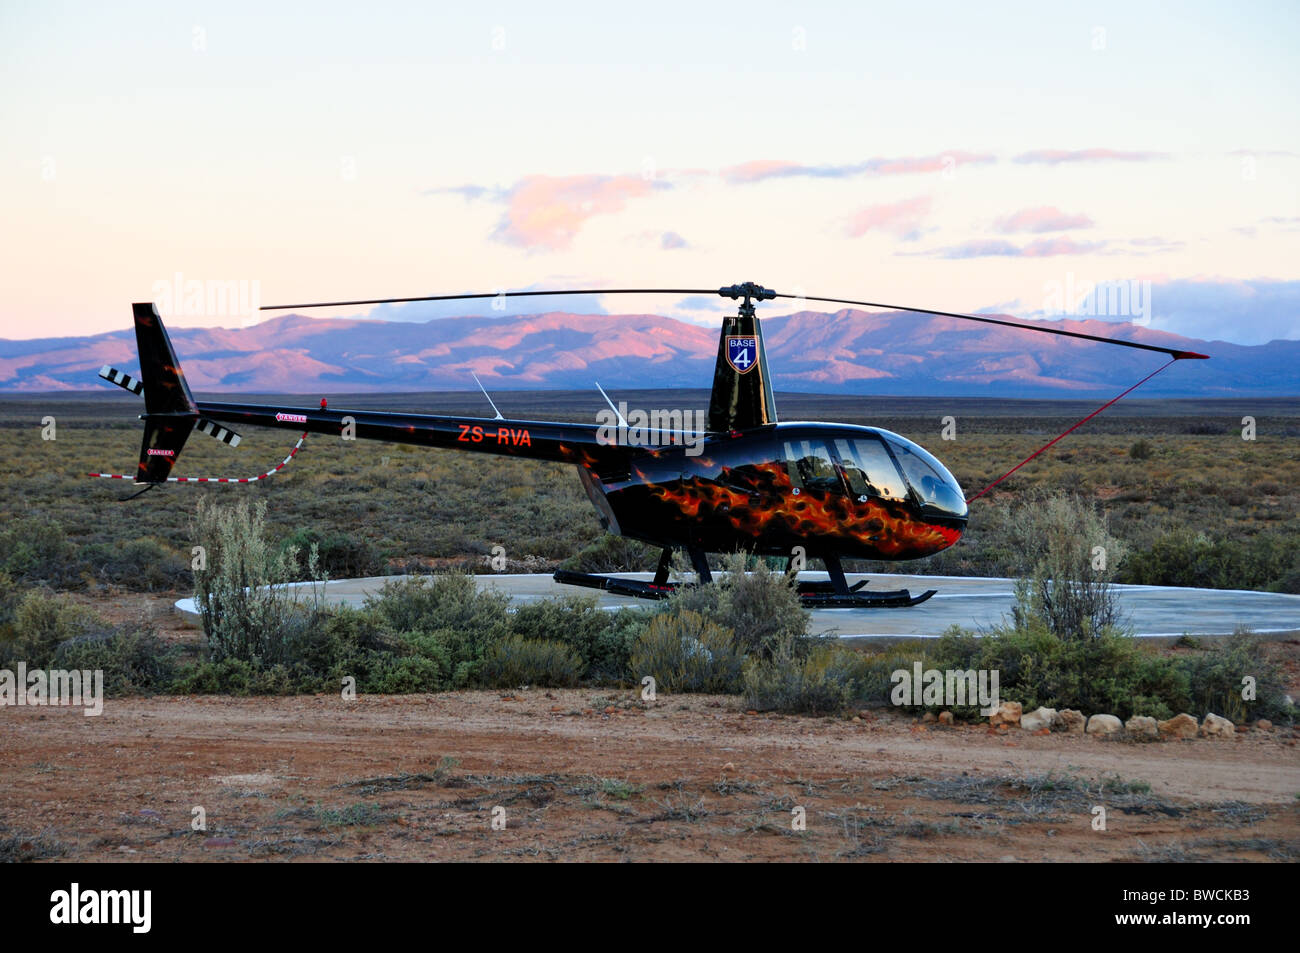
xmin=0 ymin=518 xmax=81 ymax=587
xmin=280 ymin=528 xmax=383 ymax=579
xmin=665 ymin=553 xmax=810 ymax=660
xmin=588 ymin=609 xmax=650 ymax=685
xmin=53 ymin=626 xmax=179 ymax=695
xmin=480 ymin=635 xmax=583 ymax=688
xmin=628 ymin=610 xmax=744 ymax=694
xmin=365 ymin=574 xmax=510 ymax=686
xmin=743 ymin=643 xmax=856 ymax=714
xmin=192 ymin=498 xmax=321 ymax=666
xmin=80 ymin=538 xmax=190 ymax=591
xmin=1119 ymin=530 xmax=1298 ymax=593
xmin=507 ymin=596 xmax=649 ymax=683
xmin=0 ymin=572 xmax=22 ymax=643
xmin=1128 ymin=439 xmax=1153 ymax=460
xmin=1175 ymin=628 xmax=1293 ymax=723
xmin=560 ymin=535 xmax=659 ymax=573
xmin=2 ymin=590 xmax=102 ymax=668
xmin=929 ymin=622 xmax=1188 ymax=721
xmin=1005 ymin=492 xmax=1127 ymax=640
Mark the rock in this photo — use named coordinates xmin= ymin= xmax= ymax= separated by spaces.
xmin=988 ymin=701 xmax=1022 ymax=729
xmin=1086 ymin=714 xmax=1122 ymax=735
xmin=1158 ymin=713 xmax=1199 ymax=740
xmin=1256 ymin=719 xmax=1273 ymax=731
xmin=1053 ymin=709 xmax=1086 ymax=733
xmin=1125 ymin=715 xmax=1159 ymax=739
xmin=938 ymin=710 xmax=954 ymax=725
xmin=1021 ymin=706 xmax=1057 ymax=732
xmin=922 ymin=711 xmax=938 ymax=724
xmin=1200 ymin=713 xmax=1235 ymax=738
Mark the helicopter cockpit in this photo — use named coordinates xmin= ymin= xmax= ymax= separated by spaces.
xmin=780 ymin=427 xmax=967 ymax=520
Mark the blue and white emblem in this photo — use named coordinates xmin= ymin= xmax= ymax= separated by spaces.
xmin=726 ymin=336 xmax=758 ymax=374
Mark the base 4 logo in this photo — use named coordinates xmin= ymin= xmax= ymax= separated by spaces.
xmin=726 ymin=336 xmax=758 ymax=374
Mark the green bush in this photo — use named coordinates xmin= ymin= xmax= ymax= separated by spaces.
xmin=0 ymin=572 xmax=22 ymax=643
xmin=280 ymin=528 xmax=384 ymax=580
xmin=743 ymin=643 xmax=856 ymax=714
xmin=666 ymin=553 xmax=810 ymax=660
xmin=480 ymin=635 xmax=583 ymax=688
xmin=1119 ymin=530 xmax=1298 ymax=593
xmin=588 ymin=609 xmax=650 ymax=685
xmin=929 ymin=622 xmax=1187 ymax=721
xmin=1004 ymin=492 xmax=1127 ymax=640
xmin=80 ymin=538 xmax=190 ymax=592
xmin=2 ymin=590 xmax=103 ymax=668
xmin=53 ymin=627 xmax=179 ymax=695
xmin=365 ymin=574 xmax=510 ymax=686
xmin=1176 ymin=628 xmax=1292 ymax=723
xmin=0 ymin=518 xmax=81 ymax=587
xmin=628 ymin=609 xmax=744 ymax=694
xmin=560 ymin=534 xmax=659 ymax=573
xmin=192 ymin=498 xmax=322 ymax=666
xmin=508 ymin=596 xmax=649 ymax=683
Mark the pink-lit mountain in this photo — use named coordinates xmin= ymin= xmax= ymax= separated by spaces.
xmin=0 ymin=310 xmax=1294 ymax=397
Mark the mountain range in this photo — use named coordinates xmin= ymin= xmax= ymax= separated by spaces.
xmin=1 ymin=310 xmax=1295 ymax=398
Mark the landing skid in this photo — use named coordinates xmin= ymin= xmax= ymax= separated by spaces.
xmin=552 ymin=547 xmax=937 ymax=609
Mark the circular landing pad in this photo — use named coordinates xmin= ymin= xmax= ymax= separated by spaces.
xmin=175 ymin=572 xmax=1300 ymax=642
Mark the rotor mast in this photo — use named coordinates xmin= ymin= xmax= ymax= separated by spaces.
xmin=707 ymin=282 xmax=778 ymax=433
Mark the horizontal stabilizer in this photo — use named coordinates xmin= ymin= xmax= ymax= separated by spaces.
xmin=196 ymin=417 xmax=242 ymax=447
xmin=98 ymin=365 xmax=144 ymax=396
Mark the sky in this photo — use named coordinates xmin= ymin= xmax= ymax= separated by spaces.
xmin=1 ymin=1 xmax=1298 ymax=344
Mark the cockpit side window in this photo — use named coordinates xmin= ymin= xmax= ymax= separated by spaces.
xmin=783 ymin=439 xmax=844 ymax=494
xmin=834 ymin=438 xmax=907 ymax=501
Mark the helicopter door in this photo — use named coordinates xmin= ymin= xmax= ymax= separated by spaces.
xmin=783 ymin=439 xmax=846 ymax=495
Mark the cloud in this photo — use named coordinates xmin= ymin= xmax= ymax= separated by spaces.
xmin=660 ymin=231 xmax=688 ymax=250
xmin=1121 ymin=236 xmax=1186 ymax=254
xmin=722 ymin=160 xmax=803 ymax=184
xmin=721 ymin=151 xmax=995 ymax=184
xmin=915 ymin=237 xmax=1106 ymax=259
xmin=1012 ymin=148 xmax=1170 ymax=165
xmin=490 ymin=174 xmax=667 ymax=250
xmin=845 ymin=196 xmax=932 ymax=239
xmin=993 ymin=206 xmax=1094 ymax=233
xmin=1142 ymin=278 xmax=1300 ymax=344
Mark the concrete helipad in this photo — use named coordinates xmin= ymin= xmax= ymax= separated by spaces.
xmin=176 ymin=572 xmax=1300 ymax=641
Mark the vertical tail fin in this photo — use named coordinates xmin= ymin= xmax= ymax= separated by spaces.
xmin=707 ymin=289 xmax=778 ymax=433
xmin=132 ymin=302 xmax=199 ymax=483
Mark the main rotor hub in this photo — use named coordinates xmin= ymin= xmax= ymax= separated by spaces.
xmin=718 ymin=282 xmax=775 ymax=317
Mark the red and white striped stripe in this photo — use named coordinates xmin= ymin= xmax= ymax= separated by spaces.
xmin=89 ymin=432 xmax=307 ymax=484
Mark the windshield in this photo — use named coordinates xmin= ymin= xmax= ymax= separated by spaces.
xmin=880 ymin=432 xmax=967 ymax=517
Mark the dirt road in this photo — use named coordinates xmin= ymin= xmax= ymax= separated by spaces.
xmin=3 ymin=690 xmax=1297 ymax=862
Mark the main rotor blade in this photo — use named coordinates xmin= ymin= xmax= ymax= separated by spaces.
xmin=772 ymin=293 xmax=1209 ymax=360
xmin=260 ymin=288 xmax=719 ymax=311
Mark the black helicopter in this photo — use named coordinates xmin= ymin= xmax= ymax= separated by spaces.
xmin=95 ymin=282 xmax=1206 ymax=608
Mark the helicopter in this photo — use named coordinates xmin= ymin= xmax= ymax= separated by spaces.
xmin=94 ymin=282 xmax=1207 ymax=608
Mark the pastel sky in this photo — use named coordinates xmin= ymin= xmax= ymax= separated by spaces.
xmin=2 ymin=1 xmax=1298 ymax=344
